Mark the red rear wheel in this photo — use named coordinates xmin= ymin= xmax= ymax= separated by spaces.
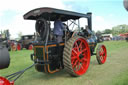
xmin=96 ymin=44 xmax=107 ymax=64
xmin=28 ymin=44 xmax=33 ymax=50
xmin=63 ymin=36 xmax=91 ymax=76
xmin=17 ymin=43 xmax=21 ymax=50
xmin=11 ymin=43 xmax=17 ymax=51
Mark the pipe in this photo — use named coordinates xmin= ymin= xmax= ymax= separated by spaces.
xmin=87 ymin=12 xmax=92 ymax=31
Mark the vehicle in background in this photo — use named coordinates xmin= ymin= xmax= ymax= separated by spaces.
xmin=18 ymin=35 xmax=35 ymax=50
xmin=0 ymin=30 xmax=12 ymax=51
xmin=102 ymin=34 xmax=113 ymax=41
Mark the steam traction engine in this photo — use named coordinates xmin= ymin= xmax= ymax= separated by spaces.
xmin=25 ymin=7 xmax=107 ymax=76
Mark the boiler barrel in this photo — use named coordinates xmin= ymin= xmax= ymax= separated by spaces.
xmin=0 ymin=45 xmax=10 ymax=69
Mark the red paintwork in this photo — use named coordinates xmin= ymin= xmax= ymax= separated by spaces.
xmin=17 ymin=43 xmax=21 ymax=50
xmin=99 ymin=45 xmax=107 ymax=64
xmin=10 ymin=81 xmax=14 ymax=85
xmin=71 ymin=38 xmax=90 ymax=76
xmin=120 ymin=33 xmax=128 ymax=38
xmin=28 ymin=44 xmax=33 ymax=50
xmin=0 ymin=77 xmax=14 ymax=85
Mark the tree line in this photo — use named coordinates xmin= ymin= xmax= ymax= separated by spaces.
xmin=96 ymin=24 xmax=128 ymax=36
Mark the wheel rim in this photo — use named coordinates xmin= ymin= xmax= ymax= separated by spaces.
xmin=17 ymin=44 xmax=21 ymax=50
xmin=29 ymin=45 xmax=33 ymax=50
xmin=71 ymin=38 xmax=90 ymax=75
xmin=0 ymin=77 xmax=10 ymax=85
xmin=11 ymin=43 xmax=16 ymax=51
xmin=99 ymin=45 xmax=107 ymax=64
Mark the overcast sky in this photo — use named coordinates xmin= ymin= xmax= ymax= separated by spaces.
xmin=0 ymin=0 xmax=128 ymax=38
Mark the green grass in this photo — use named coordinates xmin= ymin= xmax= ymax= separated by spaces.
xmin=98 ymin=41 xmax=128 ymax=85
xmin=0 ymin=41 xmax=128 ymax=85
xmin=107 ymin=69 xmax=128 ymax=85
xmin=0 ymin=50 xmax=33 ymax=76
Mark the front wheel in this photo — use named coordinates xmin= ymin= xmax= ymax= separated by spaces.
xmin=96 ymin=44 xmax=107 ymax=64
xmin=28 ymin=44 xmax=33 ymax=50
xmin=63 ymin=36 xmax=91 ymax=76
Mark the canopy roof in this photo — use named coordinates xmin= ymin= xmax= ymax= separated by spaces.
xmin=24 ymin=7 xmax=91 ymax=21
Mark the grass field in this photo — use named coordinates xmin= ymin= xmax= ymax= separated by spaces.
xmin=0 ymin=41 xmax=128 ymax=85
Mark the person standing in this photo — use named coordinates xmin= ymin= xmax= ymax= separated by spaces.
xmin=53 ymin=16 xmax=64 ymax=43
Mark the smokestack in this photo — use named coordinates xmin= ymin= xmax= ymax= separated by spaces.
xmin=87 ymin=12 xmax=92 ymax=31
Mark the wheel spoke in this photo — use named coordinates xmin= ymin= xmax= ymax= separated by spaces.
xmin=71 ymin=59 xmax=75 ymax=64
xmin=74 ymin=66 xmax=79 ymax=71
xmin=100 ymin=56 xmax=103 ymax=61
xmin=82 ymin=54 xmax=87 ymax=58
xmin=102 ymin=56 xmax=105 ymax=60
xmin=79 ymin=41 xmax=83 ymax=51
xmin=75 ymin=62 xmax=80 ymax=71
xmin=100 ymin=48 xmax=104 ymax=54
xmin=71 ymin=56 xmax=77 ymax=60
xmin=80 ymin=48 xmax=87 ymax=54
xmin=72 ymin=48 xmax=77 ymax=55
xmin=100 ymin=50 xmax=105 ymax=56
xmin=80 ymin=63 xmax=84 ymax=70
xmin=100 ymin=51 xmax=103 ymax=56
xmin=81 ymin=58 xmax=88 ymax=63
xmin=74 ymin=42 xmax=79 ymax=52
xmin=102 ymin=51 xmax=105 ymax=55
xmin=72 ymin=60 xmax=79 ymax=68
xmin=102 ymin=51 xmax=104 ymax=55
xmin=72 ymin=51 xmax=77 ymax=57
xmin=100 ymin=51 xmax=104 ymax=60
xmin=102 ymin=52 xmax=106 ymax=60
